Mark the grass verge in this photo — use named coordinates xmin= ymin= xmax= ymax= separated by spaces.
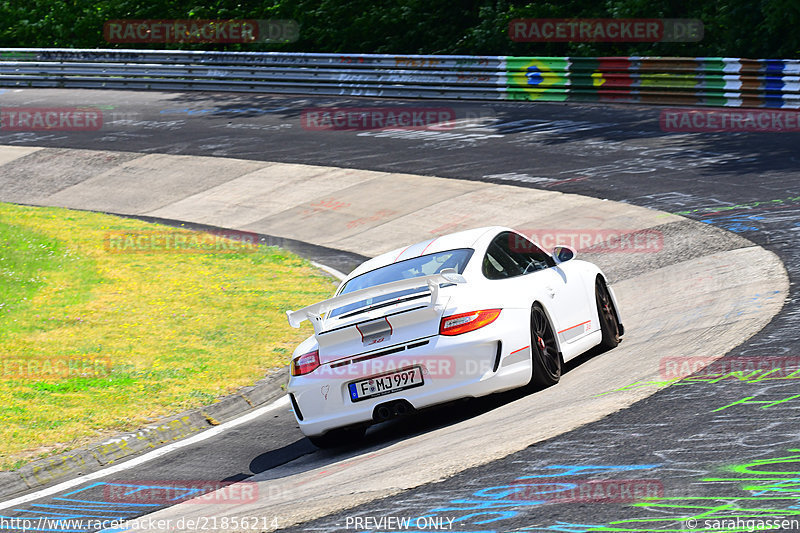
xmin=0 ymin=202 xmax=338 ymax=470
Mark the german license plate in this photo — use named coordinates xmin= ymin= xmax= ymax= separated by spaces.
xmin=348 ymin=366 xmax=423 ymax=402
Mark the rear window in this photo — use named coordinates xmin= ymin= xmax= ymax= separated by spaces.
xmin=330 ymin=248 xmax=474 ymax=318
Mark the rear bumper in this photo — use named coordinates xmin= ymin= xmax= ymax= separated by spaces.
xmin=287 ymin=310 xmax=532 ymax=437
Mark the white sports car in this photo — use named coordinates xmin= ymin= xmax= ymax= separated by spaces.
xmin=286 ymin=226 xmax=623 ymax=447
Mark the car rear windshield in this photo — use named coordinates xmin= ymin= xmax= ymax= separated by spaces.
xmin=330 ymin=248 xmax=474 ymax=318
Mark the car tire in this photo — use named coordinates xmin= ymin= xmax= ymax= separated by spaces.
xmin=308 ymin=425 xmax=367 ymax=449
xmin=596 ymin=277 xmax=621 ymax=349
xmin=528 ymin=303 xmax=562 ymax=389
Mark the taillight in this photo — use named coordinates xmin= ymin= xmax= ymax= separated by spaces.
xmin=291 ymin=350 xmax=320 ymax=376
xmin=439 ymin=309 xmax=501 ymax=336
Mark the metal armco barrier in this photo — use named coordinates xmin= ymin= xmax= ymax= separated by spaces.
xmin=1 ymin=48 xmax=798 ymax=108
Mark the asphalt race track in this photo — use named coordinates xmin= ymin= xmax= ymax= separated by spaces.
xmin=0 ymin=88 xmax=799 ymax=533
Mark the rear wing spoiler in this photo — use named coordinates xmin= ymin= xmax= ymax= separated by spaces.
xmin=286 ymin=269 xmax=466 ymax=333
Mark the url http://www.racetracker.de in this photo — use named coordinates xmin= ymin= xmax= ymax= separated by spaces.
xmin=0 ymin=515 xmax=282 ymax=531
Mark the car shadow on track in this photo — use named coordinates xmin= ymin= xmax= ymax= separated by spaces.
xmin=247 ymin=344 xmax=612 ymax=477
xmin=246 ymin=439 xmax=317 ymax=475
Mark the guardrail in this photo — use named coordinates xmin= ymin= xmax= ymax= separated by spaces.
xmin=1 ymin=48 xmax=798 ymax=108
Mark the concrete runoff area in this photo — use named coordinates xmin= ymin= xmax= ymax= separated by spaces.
xmin=0 ymin=145 xmax=788 ymax=531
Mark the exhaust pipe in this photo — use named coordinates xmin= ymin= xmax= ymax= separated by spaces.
xmin=375 ymin=405 xmax=393 ymax=421
xmin=373 ymin=400 xmax=414 ymax=422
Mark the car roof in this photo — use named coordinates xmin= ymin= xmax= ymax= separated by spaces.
xmin=347 ymin=226 xmax=508 ymax=279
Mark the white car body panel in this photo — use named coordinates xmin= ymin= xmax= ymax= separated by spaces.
xmin=285 ymin=226 xmax=623 ymax=438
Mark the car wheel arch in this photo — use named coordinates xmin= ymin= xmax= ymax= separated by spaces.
xmin=594 ymin=274 xmax=623 ymax=326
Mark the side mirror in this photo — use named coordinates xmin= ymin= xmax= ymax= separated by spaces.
xmin=552 ymin=245 xmax=576 ymax=264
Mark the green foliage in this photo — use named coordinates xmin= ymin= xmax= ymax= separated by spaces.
xmin=0 ymin=0 xmax=796 ymax=58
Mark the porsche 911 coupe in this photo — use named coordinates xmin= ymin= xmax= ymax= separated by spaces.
xmin=286 ymin=226 xmax=623 ymax=447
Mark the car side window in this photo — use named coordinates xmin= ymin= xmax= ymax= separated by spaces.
xmin=514 ymin=233 xmax=555 ymax=272
xmin=482 ymin=232 xmax=554 ymax=280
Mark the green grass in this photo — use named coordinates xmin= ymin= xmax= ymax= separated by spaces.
xmin=0 ymin=218 xmax=100 ymax=332
xmin=0 ymin=202 xmax=338 ymax=469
